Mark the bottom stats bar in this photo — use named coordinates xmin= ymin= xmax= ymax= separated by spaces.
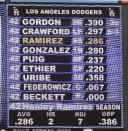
xmin=9 ymin=110 xmax=121 ymax=126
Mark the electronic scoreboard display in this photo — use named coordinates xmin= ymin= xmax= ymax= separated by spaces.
xmin=0 ymin=0 xmax=128 ymax=131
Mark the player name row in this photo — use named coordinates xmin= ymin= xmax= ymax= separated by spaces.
xmin=19 ymin=18 xmax=107 ymax=26
xmin=17 ymin=37 xmax=107 ymax=45
xmin=14 ymin=18 xmax=110 ymax=26
xmin=11 ymin=92 xmax=108 ymax=101
xmin=9 ymin=103 xmax=122 ymax=111
xmin=18 ymin=83 xmax=107 ymax=91
xmin=14 ymin=46 xmax=107 ymax=54
xmin=12 ymin=55 xmax=107 ymax=63
xmin=16 ymin=28 xmax=116 ymax=35
xmin=11 ymin=74 xmax=107 ymax=81
xmin=14 ymin=65 xmax=107 ymax=72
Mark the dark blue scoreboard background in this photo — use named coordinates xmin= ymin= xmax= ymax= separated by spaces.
xmin=0 ymin=0 xmax=128 ymax=131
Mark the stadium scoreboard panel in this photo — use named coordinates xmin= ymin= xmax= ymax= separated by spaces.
xmin=0 ymin=0 xmax=128 ymax=130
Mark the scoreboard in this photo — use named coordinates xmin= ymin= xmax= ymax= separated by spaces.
xmin=0 ymin=0 xmax=128 ymax=131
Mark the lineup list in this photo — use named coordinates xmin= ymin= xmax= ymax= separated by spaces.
xmin=7 ymin=5 xmax=123 ymax=128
